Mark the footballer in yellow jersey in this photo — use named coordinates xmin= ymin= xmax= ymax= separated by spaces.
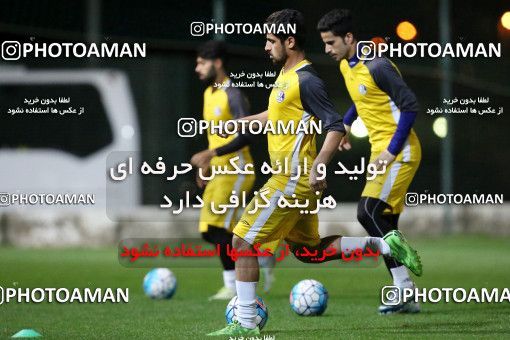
xmin=232 ymin=57 xmax=345 ymax=253
xmin=318 ymin=8 xmax=422 ymax=314
xmin=191 ymin=40 xmax=256 ymax=300
xmin=209 ymin=10 xmax=423 ymax=337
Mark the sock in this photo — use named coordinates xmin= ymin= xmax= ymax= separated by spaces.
xmin=235 ymin=281 xmax=257 ymax=329
xmin=258 ymin=256 xmax=275 ymax=277
xmin=340 ymin=236 xmax=390 ymax=256
xmin=378 ymin=238 xmax=391 ymax=256
xmin=257 ymin=254 xmax=275 ymax=268
xmin=390 ymin=265 xmax=412 ymax=287
xmin=263 ymin=264 xmax=274 ymax=276
xmin=223 ymin=270 xmax=236 ymax=290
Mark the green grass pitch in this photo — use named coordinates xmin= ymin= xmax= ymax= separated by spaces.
xmin=1 ymin=236 xmax=509 ymax=339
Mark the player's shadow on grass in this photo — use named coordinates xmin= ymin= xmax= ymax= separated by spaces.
xmin=270 ymin=324 xmax=510 ymax=338
xmin=268 ymin=328 xmax=340 ymax=337
xmin=350 ymin=320 xmax=510 ymax=335
xmin=420 ymin=305 xmax=510 ymax=314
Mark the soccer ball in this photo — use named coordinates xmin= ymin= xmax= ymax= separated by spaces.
xmin=225 ymin=295 xmax=268 ymax=330
xmin=289 ymin=279 xmax=328 ymax=316
xmin=143 ymin=268 xmax=177 ymax=299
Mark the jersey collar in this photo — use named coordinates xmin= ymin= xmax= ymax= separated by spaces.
xmin=348 ymin=42 xmax=373 ymax=68
xmin=281 ymin=59 xmax=311 ymax=75
xmin=348 ymin=53 xmax=360 ymax=68
xmin=209 ymin=76 xmax=230 ymax=93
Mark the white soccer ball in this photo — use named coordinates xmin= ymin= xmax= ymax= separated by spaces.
xmin=225 ymin=295 xmax=269 ymax=330
xmin=289 ymin=279 xmax=328 ymax=316
xmin=143 ymin=268 xmax=177 ymax=299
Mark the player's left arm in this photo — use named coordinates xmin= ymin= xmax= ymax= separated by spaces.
xmin=299 ymin=71 xmax=345 ymax=192
xmin=368 ymin=58 xmax=419 ymax=169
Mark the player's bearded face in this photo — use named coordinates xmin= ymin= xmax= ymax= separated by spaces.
xmin=265 ymin=34 xmax=286 ymax=65
xmin=320 ymin=31 xmax=349 ymax=61
xmin=195 ymin=57 xmax=216 ymax=83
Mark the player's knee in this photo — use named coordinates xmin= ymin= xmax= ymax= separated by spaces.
xmin=232 ymin=234 xmax=251 ymax=251
xmin=202 ymin=226 xmax=232 ymax=245
xmin=201 ymin=231 xmax=212 ymax=244
xmin=357 ymin=203 xmax=371 ymax=226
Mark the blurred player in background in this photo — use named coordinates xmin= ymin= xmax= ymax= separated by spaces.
xmin=208 ymin=9 xmax=422 ymax=336
xmin=318 ymin=9 xmax=422 ymax=314
xmin=191 ymin=40 xmax=275 ymax=300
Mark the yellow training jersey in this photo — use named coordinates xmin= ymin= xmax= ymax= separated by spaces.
xmin=203 ymin=78 xmax=253 ymax=167
xmin=267 ymin=59 xmax=344 ymax=196
xmin=340 ymin=55 xmax=421 ymax=162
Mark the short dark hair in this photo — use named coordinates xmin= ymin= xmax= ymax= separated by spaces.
xmin=317 ymin=9 xmax=354 ymax=38
xmin=197 ymin=40 xmax=228 ymax=64
xmin=265 ymin=9 xmax=306 ymax=50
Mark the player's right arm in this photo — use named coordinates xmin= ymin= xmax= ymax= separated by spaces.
xmin=298 ymin=67 xmax=345 ymax=191
xmin=240 ymin=109 xmax=268 ymax=123
xmin=338 ymin=104 xmax=357 ymax=151
xmin=217 ymin=110 xmax=268 ymax=138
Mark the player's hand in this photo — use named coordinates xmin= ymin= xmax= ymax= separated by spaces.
xmin=195 ymin=167 xmax=210 ymax=189
xmin=338 ymin=135 xmax=351 ymax=151
xmin=309 ymin=164 xmax=327 ymax=192
xmin=371 ymin=149 xmax=396 ymax=171
xmin=190 ymin=149 xmax=215 ymax=169
xmin=338 ymin=125 xmax=352 ymax=151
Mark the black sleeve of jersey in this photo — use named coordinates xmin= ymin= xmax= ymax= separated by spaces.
xmin=215 ymin=133 xmax=255 ymax=156
xmin=297 ymin=67 xmax=345 ymax=134
xmin=366 ymin=58 xmax=419 ymax=113
xmin=225 ymin=87 xmax=251 ymax=119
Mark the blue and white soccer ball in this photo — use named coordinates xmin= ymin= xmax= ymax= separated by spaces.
xmin=143 ymin=268 xmax=177 ymax=299
xmin=225 ymin=295 xmax=269 ymax=330
xmin=289 ymin=279 xmax=328 ymax=316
